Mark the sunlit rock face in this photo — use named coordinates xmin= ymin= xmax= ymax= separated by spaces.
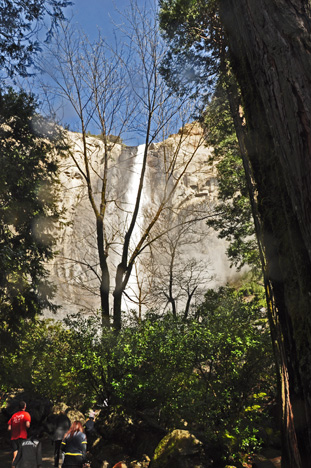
xmin=46 ymin=124 xmax=241 ymax=319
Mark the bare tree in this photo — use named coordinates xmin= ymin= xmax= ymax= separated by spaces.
xmin=141 ymin=205 xmax=214 ymax=318
xmin=40 ymin=0 xmax=211 ymax=330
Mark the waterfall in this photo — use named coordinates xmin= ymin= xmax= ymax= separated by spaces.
xmin=124 ymin=144 xmax=147 ymax=310
xmin=124 ymin=143 xmax=149 ymax=243
xmin=46 ymin=129 xmax=242 ymax=320
xmin=126 ymin=144 xmax=146 ymax=216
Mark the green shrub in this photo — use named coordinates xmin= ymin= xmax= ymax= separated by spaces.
xmin=5 ymin=282 xmax=276 ymax=464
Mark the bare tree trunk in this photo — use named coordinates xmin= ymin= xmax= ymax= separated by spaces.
xmin=96 ymin=217 xmax=110 ymax=328
xmin=183 ymin=286 xmax=197 ymax=319
xmin=219 ymin=1 xmax=311 ymax=465
xmin=113 ymin=263 xmax=126 ymax=331
xmin=168 ymin=252 xmax=177 ymax=317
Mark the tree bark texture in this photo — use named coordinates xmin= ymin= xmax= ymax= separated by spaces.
xmin=219 ymin=1 xmax=311 ymax=466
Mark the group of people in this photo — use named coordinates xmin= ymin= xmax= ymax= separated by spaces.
xmin=7 ymin=400 xmax=94 ymax=468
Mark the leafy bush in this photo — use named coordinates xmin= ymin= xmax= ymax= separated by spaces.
xmin=5 ymin=282 xmax=276 ymax=464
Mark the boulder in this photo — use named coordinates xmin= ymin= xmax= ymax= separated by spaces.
xmin=66 ymin=408 xmax=85 ymax=425
xmin=150 ymin=429 xmax=207 ymax=468
xmin=52 ymin=403 xmax=68 ymax=414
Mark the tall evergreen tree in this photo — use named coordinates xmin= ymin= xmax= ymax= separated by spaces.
xmin=159 ymin=1 xmax=311 ymax=466
xmin=0 ymin=0 xmax=71 ymax=79
xmin=0 ymin=0 xmax=68 ymax=384
xmin=0 ymin=89 xmax=64 ymax=342
xmin=0 ymin=0 xmax=69 ymax=335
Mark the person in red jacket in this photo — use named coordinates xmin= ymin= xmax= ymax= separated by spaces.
xmin=8 ymin=401 xmax=31 ymax=463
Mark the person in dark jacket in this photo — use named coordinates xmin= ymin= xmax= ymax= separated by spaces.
xmin=53 ymin=412 xmax=71 ymax=467
xmin=12 ymin=434 xmax=42 ymax=468
xmin=61 ymin=420 xmax=87 ymax=467
xmin=84 ymin=411 xmax=95 ymax=438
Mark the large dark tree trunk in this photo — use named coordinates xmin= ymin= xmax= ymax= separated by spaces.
xmin=219 ymin=1 xmax=311 ymax=466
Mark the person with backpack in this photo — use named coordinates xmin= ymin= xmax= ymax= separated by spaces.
xmin=84 ymin=411 xmax=95 ymax=439
xmin=12 ymin=433 xmax=42 ymax=468
xmin=61 ymin=420 xmax=87 ymax=468
xmin=53 ymin=412 xmax=71 ymax=467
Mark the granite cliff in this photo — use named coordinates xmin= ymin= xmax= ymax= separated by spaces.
xmin=46 ymin=123 xmax=240 ymax=319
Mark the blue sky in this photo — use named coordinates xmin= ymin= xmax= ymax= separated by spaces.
xmin=45 ymin=0 xmax=149 ymax=142
xmin=64 ymin=0 xmax=144 ymax=42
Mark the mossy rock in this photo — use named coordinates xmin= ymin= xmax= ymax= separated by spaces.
xmin=66 ymin=408 xmax=85 ymax=425
xmin=151 ymin=429 xmax=206 ymax=468
xmin=52 ymin=403 xmax=68 ymax=414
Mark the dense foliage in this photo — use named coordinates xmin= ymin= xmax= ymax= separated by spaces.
xmin=0 ymin=0 xmax=69 ymax=356
xmin=0 ymin=0 xmax=71 ymax=79
xmin=159 ymin=0 xmax=222 ymax=100
xmin=204 ymin=81 xmax=260 ymax=271
xmin=5 ymin=282 xmax=276 ymax=463
xmin=0 ymin=89 xmax=64 ymax=352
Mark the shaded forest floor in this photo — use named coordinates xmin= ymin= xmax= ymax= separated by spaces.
xmin=0 ymin=426 xmax=281 ymax=468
